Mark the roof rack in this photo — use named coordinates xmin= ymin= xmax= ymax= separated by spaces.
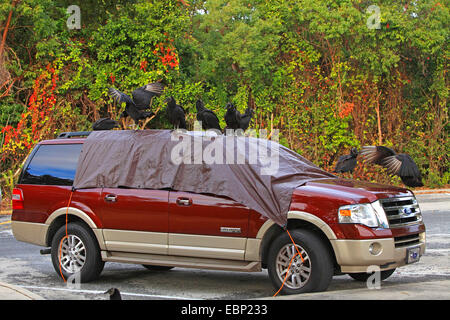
xmin=57 ymin=131 xmax=92 ymax=139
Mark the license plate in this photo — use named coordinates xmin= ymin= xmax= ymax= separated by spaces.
xmin=406 ymin=246 xmax=420 ymax=264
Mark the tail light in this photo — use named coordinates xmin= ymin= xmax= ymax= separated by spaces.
xmin=12 ymin=188 xmax=24 ymax=210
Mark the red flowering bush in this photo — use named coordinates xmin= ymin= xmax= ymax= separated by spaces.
xmin=1 ymin=63 xmax=59 ymax=169
xmin=338 ymin=102 xmax=355 ymax=119
xmin=153 ymin=36 xmax=179 ymax=70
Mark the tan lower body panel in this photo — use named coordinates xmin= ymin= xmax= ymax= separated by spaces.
xmin=102 ymin=230 xmax=250 ymax=261
xmin=169 ymin=233 xmax=247 ymax=260
xmin=102 ymin=229 xmax=168 ymax=255
xmin=101 ymin=250 xmax=261 ymax=272
xmin=11 ymin=221 xmax=48 ymax=247
xmin=100 ymin=230 xmax=261 ymax=270
xmin=244 ymin=238 xmax=261 ymax=261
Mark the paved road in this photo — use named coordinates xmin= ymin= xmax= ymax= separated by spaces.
xmin=0 ymin=193 xmax=448 ymax=300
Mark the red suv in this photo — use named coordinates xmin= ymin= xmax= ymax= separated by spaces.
xmin=11 ymin=131 xmax=426 ymax=295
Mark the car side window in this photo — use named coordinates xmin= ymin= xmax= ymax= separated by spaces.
xmin=20 ymin=144 xmax=83 ymax=186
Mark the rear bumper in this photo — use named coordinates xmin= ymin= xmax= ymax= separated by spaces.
xmin=11 ymin=221 xmax=48 ymax=247
xmin=331 ymin=232 xmax=426 ymax=273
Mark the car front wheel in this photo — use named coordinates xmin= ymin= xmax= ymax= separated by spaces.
xmin=267 ymin=229 xmax=333 ymax=295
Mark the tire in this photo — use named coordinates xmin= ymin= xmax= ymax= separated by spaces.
xmin=142 ymin=265 xmax=174 ymax=271
xmin=51 ymin=222 xmax=104 ymax=283
xmin=267 ymin=229 xmax=333 ymax=295
xmin=348 ymin=268 xmax=396 ymax=282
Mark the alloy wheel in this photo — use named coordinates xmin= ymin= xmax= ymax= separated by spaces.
xmin=275 ymin=243 xmax=312 ymax=289
xmin=59 ymin=234 xmax=86 ymax=274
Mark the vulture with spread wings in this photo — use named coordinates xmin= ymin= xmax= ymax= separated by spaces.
xmin=108 ymin=82 xmax=164 ymax=124
xmin=361 ymin=146 xmax=424 ymax=188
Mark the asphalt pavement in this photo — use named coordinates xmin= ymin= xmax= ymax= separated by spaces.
xmin=260 ymin=280 xmax=450 ymax=300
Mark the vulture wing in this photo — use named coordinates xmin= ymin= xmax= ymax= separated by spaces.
xmin=108 ymin=88 xmax=151 ymax=122
xmin=92 ymin=118 xmax=119 ymax=131
xmin=197 ymin=100 xmax=221 ymax=130
xmin=361 ymin=146 xmax=396 ymax=165
xmin=132 ymin=82 xmax=165 ymax=110
xmin=176 ymin=106 xmax=187 ymax=129
xmin=239 ymin=107 xmax=254 ymax=131
xmin=381 ymin=155 xmax=403 ymax=175
xmin=144 ymin=82 xmax=165 ymax=95
xmin=108 ymin=88 xmax=134 ymax=108
xmin=204 ymin=110 xmax=221 ymax=130
xmin=396 ymin=154 xmax=422 ymax=179
xmin=392 ymin=154 xmax=424 ymax=187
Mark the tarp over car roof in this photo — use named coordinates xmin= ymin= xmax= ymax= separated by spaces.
xmin=73 ymin=130 xmax=335 ymax=226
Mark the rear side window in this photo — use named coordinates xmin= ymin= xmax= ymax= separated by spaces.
xmin=20 ymin=144 xmax=83 ymax=186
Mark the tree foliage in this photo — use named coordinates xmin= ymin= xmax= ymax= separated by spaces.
xmin=0 ymin=0 xmax=448 ymax=199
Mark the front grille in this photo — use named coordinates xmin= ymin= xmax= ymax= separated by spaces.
xmin=394 ymin=233 xmax=421 ymax=248
xmin=379 ymin=197 xmax=422 ymax=228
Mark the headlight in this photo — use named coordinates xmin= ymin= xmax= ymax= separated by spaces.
xmin=338 ymin=201 xmax=388 ymax=228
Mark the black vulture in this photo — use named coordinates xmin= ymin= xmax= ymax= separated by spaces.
xmin=92 ymin=118 xmax=120 ymax=131
xmin=334 ymin=147 xmax=359 ymax=173
xmin=131 ymin=82 xmax=165 ymax=111
xmin=104 ymin=288 xmax=122 ymax=300
xmin=108 ymin=88 xmax=155 ymax=123
xmin=224 ymin=103 xmax=240 ymax=130
xmin=165 ymin=96 xmax=187 ymax=129
xmin=238 ymin=107 xmax=254 ymax=131
xmin=361 ymin=146 xmax=424 ymax=188
xmin=195 ymin=99 xmax=221 ymax=131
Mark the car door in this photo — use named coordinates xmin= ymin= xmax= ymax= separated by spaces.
xmin=168 ymin=191 xmax=249 ymax=260
xmin=99 ymin=188 xmax=169 ymax=255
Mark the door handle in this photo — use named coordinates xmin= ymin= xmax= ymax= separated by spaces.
xmin=104 ymin=194 xmax=117 ymax=202
xmin=176 ymin=197 xmax=192 ymax=206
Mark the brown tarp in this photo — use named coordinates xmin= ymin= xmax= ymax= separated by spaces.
xmin=73 ymin=130 xmax=335 ymax=226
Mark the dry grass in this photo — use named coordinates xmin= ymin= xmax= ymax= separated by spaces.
xmin=0 ymin=199 xmax=11 ymax=215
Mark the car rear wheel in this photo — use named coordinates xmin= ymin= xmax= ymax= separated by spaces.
xmin=348 ymin=268 xmax=396 ymax=282
xmin=267 ymin=229 xmax=333 ymax=295
xmin=51 ymin=222 xmax=104 ymax=283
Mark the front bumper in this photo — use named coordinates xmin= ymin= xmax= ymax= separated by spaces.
xmin=331 ymin=232 xmax=426 ymax=273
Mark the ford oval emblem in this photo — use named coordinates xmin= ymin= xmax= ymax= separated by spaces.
xmin=403 ymin=207 xmax=413 ymax=215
